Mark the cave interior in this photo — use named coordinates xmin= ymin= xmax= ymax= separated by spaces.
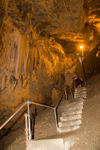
xmin=0 ymin=0 xmax=100 ymax=139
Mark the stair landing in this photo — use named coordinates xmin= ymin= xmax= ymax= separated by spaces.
xmin=27 ymin=132 xmax=76 ymax=150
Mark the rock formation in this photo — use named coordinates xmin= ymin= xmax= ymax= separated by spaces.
xmin=0 ymin=0 xmax=100 ymax=125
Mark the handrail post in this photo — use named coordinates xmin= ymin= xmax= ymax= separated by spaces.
xmin=54 ymin=108 xmax=58 ymax=133
xmin=26 ymin=101 xmax=31 ymax=140
xmin=24 ymin=113 xmax=28 ymax=150
xmin=65 ymin=87 xmax=67 ymax=100
xmin=24 ymin=113 xmax=28 ymax=141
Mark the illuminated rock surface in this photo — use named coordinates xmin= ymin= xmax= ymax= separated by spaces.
xmin=0 ymin=0 xmax=100 ymax=141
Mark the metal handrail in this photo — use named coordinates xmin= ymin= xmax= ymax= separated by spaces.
xmin=30 ymin=101 xmax=54 ymax=109
xmin=0 ymin=101 xmax=55 ymax=130
xmin=0 ymin=102 xmax=26 ymax=130
xmin=0 ymin=95 xmax=64 ymax=140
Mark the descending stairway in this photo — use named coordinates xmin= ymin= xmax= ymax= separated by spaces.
xmin=27 ymin=86 xmax=87 ymax=150
xmin=74 ymin=87 xmax=87 ymax=99
xmin=57 ymin=87 xmax=87 ymax=133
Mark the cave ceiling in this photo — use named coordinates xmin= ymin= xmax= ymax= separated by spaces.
xmin=0 ymin=0 xmax=100 ymax=55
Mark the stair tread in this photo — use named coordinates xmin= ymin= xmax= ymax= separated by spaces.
xmin=58 ymin=119 xmax=82 ymax=127
xmin=62 ymin=109 xmax=83 ymax=116
xmin=60 ymin=114 xmax=82 ymax=121
xmin=65 ymin=105 xmax=83 ymax=110
xmin=57 ymin=125 xmax=80 ymax=133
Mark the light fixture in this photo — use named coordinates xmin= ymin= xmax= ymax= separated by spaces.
xmin=80 ymin=45 xmax=83 ymax=49
xmin=80 ymin=45 xmax=84 ymax=56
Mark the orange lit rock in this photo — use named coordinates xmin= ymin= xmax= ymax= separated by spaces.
xmin=0 ymin=0 xmax=100 ymax=125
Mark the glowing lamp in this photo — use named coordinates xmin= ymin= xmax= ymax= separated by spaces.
xmin=80 ymin=45 xmax=83 ymax=49
xmin=80 ymin=45 xmax=84 ymax=56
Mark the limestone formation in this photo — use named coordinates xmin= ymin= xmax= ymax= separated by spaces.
xmin=0 ymin=0 xmax=100 ymax=126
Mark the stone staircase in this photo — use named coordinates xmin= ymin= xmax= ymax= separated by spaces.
xmin=27 ymin=86 xmax=87 ymax=150
xmin=57 ymin=87 xmax=87 ymax=134
xmin=74 ymin=87 xmax=87 ymax=99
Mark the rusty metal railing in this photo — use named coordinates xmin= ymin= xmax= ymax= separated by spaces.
xmin=0 ymin=102 xmax=26 ymax=130
xmin=0 ymin=98 xmax=64 ymax=140
xmin=25 ymin=101 xmax=57 ymax=140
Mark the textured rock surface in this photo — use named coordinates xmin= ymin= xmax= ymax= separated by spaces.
xmin=0 ymin=0 xmax=100 ymax=125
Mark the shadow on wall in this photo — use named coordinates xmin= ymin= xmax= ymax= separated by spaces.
xmin=76 ymin=43 xmax=100 ymax=81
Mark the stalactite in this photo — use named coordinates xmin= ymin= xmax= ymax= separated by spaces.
xmin=15 ymin=32 xmax=22 ymax=79
xmin=32 ymin=47 xmax=35 ymax=70
xmin=24 ymin=40 xmax=29 ymax=77
xmin=27 ymin=48 xmax=35 ymax=77
xmin=14 ymin=32 xmax=29 ymax=79
xmin=1 ymin=74 xmax=5 ymax=90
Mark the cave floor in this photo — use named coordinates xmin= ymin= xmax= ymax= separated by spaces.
xmin=0 ymin=74 xmax=100 ymax=150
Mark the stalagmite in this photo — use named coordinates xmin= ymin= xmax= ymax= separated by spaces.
xmin=24 ymin=40 xmax=29 ymax=77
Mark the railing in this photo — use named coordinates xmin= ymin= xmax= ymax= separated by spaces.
xmin=0 ymin=96 xmax=63 ymax=140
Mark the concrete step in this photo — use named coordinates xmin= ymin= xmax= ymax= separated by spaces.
xmin=74 ymin=95 xmax=87 ymax=99
xmin=66 ymin=101 xmax=83 ymax=107
xmin=66 ymin=104 xmax=83 ymax=111
xmin=74 ymin=94 xmax=87 ymax=98
xmin=67 ymin=102 xmax=83 ymax=108
xmin=75 ymin=87 xmax=86 ymax=91
xmin=27 ymin=138 xmax=65 ymax=150
xmin=74 ymin=90 xmax=87 ymax=94
xmin=74 ymin=98 xmax=84 ymax=101
xmin=62 ymin=109 xmax=82 ymax=116
xmin=60 ymin=114 xmax=82 ymax=121
xmin=59 ymin=101 xmax=83 ymax=110
xmin=58 ymin=120 xmax=82 ymax=127
xmin=74 ymin=92 xmax=87 ymax=96
xmin=27 ymin=133 xmax=76 ymax=150
xmin=75 ymin=89 xmax=86 ymax=92
xmin=58 ymin=98 xmax=84 ymax=108
xmin=62 ymin=106 xmax=83 ymax=113
xmin=57 ymin=125 xmax=80 ymax=133
xmin=67 ymin=98 xmax=84 ymax=103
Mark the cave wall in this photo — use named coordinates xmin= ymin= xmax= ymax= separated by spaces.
xmin=0 ymin=21 xmax=67 ymax=124
xmin=1 ymin=0 xmax=100 ymax=125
